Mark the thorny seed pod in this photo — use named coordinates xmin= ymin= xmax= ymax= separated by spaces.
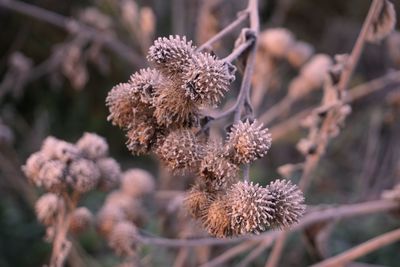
xmin=367 ymin=0 xmax=396 ymax=43
xmin=153 ymin=81 xmax=199 ymax=128
xmin=184 ymin=185 xmax=215 ymax=219
xmin=37 ymin=160 xmax=66 ymax=191
xmin=129 ymin=68 xmax=162 ymax=105
xmin=70 ymin=207 xmax=93 ymax=233
xmin=260 ymin=28 xmax=295 ymax=58
xmin=23 ymin=151 xmax=48 ymax=183
xmin=227 ymin=181 xmax=274 ymax=235
xmin=97 ymin=206 xmax=126 ymax=237
xmin=67 ymin=158 xmax=100 ymax=193
xmin=109 ymin=221 xmax=138 ymax=256
xmin=35 ymin=193 xmax=64 ymax=225
xmin=156 ymin=129 xmax=203 ymax=173
xmin=147 ymin=35 xmax=195 ymax=76
xmin=125 ymin=121 xmax=157 ymax=155
xmin=266 ymin=179 xmax=306 ymax=228
xmin=200 ymin=144 xmax=239 ymax=191
xmin=76 ymin=132 xmax=109 ymax=160
xmin=182 ymin=52 xmax=234 ymax=106
xmin=225 ymin=120 xmax=272 ymax=165
xmin=202 ymin=198 xmax=232 ymax=238
xmin=96 ymin=157 xmax=121 ymax=190
xmin=121 ymin=169 xmax=155 ymax=198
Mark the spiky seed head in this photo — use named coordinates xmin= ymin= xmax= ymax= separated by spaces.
xmin=37 ymin=160 xmax=66 ymax=191
xmin=260 ymin=28 xmax=295 ymax=58
xmin=121 ymin=168 xmax=155 ymax=198
xmin=266 ymin=179 xmax=305 ymax=228
xmin=67 ymin=158 xmax=100 ymax=193
xmin=70 ymin=207 xmax=93 ymax=233
xmin=42 ymin=137 xmax=80 ymax=163
xmin=153 ymin=81 xmax=199 ymax=128
xmin=147 ymin=35 xmax=195 ymax=76
xmin=109 ymin=221 xmax=138 ymax=256
xmin=76 ymin=132 xmax=109 ymax=160
xmin=367 ymin=0 xmax=396 ymax=43
xmin=286 ymin=41 xmax=314 ymax=68
xmin=227 ymin=181 xmax=274 ymax=235
xmin=156 ymin=129 xmax=203 ymax=173
xmin=125 ymin=121 xmax=156 ymax=155
xmin=129 ymin=68 xmax=162 ymax=105
xmin=202 ymin=199 xmax=232 ymax=238
xmin=184 ymin=185 xmax=214 ymax=219
xmin=182 ymin=52 xmax=234 ymax=106
xmin=23 ymin=151 xmax=48 ymax=184
xmin=35 ymin=193 xmax=64 ymax=225
xmin=200 ymin=144 xmax=239 ymax=191
xmin=97 ymin=206 xmax=126 ymax=237
xmin=96 ymin=157 xmax=121 ymax=190
xmin=225 ymin=120 xmax=272 ymax=165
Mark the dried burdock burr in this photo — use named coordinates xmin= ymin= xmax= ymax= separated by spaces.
xmin=106 ymin=83 xmax=137 ymax=128
xmin=227 ymin=181 xmax=274 ymax=235
xmin=37 ymin=160 xmax=66 ymax=191
xmin=184 ymin=185 xmax=215 ymax=219
xmin=225 ymin=119 xmax=272 ymax=165
xmin=128 ymin=68 xmax=163 ymax=105
xmin=266 ymin=179 xmax=306 ymax=228
xmin=156 ymin=129 xmax=203 ymax=173
xmin=109 ymin=221 xmax=138 ymax=257
xmin=96 ymin=157 xmax=121 ymax=190
xmin=121 ymin=168 xmax=155 ymax=198
xmin=202 ymin=198 xmax=232 ymax=238
xmin=182 ymin=52 xmax=235 ymax=106
xmin=147 ymin=35 xmax=196 ymax=77
xmin=125 ymin=121 xmax=157 ymax=155
xmin=35 ymin=193 xmax=64 ymax=226
xmin=97 ymin=205 xmax=126 ymax=237
xmin=153 ymin=80 xmax=199 ymax=128
xmin=260 ymin=28 xmax=295 ymax=58
xmin=67 ymin=158 xmax=101 ymax=193
xmin=23 ymin=151 xmax=48 ymax=184
xmin=70 ymin=207 xmax=93 ymax=233
xmin=76 ymin=132 xmax=109 ymax=160
xmin=200 ymin=143 xmax=239 ymax=191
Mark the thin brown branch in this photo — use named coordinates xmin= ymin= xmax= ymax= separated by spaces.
xmin=197 ymin=11 xmax=249 ymax=52
xmin=0 ymin=0 xmax=144 ymax=67
xmin=337 ymin=0 xmax=383 ymax=94
xmin=222 ymin=38 xmax=254 ymax=63
xmin=311 ymin=228 xmax=400 ymax=267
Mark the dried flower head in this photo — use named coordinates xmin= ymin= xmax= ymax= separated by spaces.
xmin=121 ymin=168 xmax=155 ymax=197
xmin=129 ymin=68 xmax=162 ymax=105
xmin=156 ymin=129 xmax=203 ymax=173
xmin=227 ymin=181 xmax=274 ymax=235
xmin=260 ymin=28 xmax=295 ymax=58
xmin=76 ymin=132 xmax=109 ymax=159
xmin=105 ymin=191 xmax=147 ymax=225
xmin=147 ymin=35 xmax=195 ymax=76
xmin=202 ymin=199 xmax=232 ymax=238
xmin=67 ymin=158 xmax=100 ymax=193
xmin=97 ymin=206 xmax=126 ymax=237
xmin=96 ymin=157 xmax=121 ymax=190
xmin=153 ymin=81 xmax=199 ymax=128
xmin=41 ymin=136 xmax=60 ymax=156
xmin=125 ymin=121 xmax=157 ymax=155
xmin=42 ymin=137 xmax=79 ymax=163
xmin=200 ymin=144 xmax=239 ymax=191
xmin=367 ymin=0 xmax=396 ymax=43
xmin=23 ymin=151 xmax=48 ymax=183
xmin=35 ymin=193 xmax=64 ymax=225
xmin=182 ymin=52 xmax=234 ymax=106
xmin=109 ymin=221 xmax=138 ymax=256
xmin=37 ymin=160 xmax=66 ymax=191
xmin=266 ymin=179 xmax=305 ymax=228
xmin=70 ymin=207 xmax=93 ymax=233
xmin=184 ymin=185 xmax=214 ymax=219
xmin=286 ymin=41 xmax=314 ymax=68
xmin=225 ymin=120 xmax=272 ymax=165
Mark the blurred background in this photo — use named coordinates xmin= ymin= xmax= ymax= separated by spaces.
xmin=0 ymin=0 xmax=400 ymax=266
